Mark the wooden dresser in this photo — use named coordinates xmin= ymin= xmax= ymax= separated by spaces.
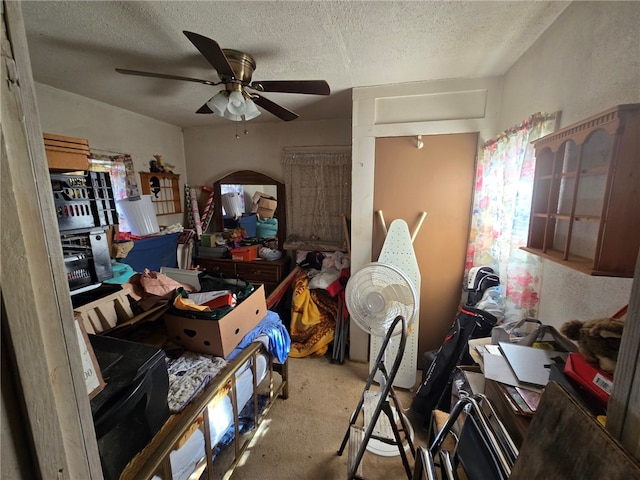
xmin=195 ymin=255 xmax=291 ymax=296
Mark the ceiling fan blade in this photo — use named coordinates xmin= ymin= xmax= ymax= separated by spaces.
xmin=183 ymin=31 xmax=235 ymax=79
xmin=250 ymin=80 xmax=330 ymax=95
xmin=115 ymin=68 xmax=218 ymax=86
xmin=196 ymin=103 xmax=213 ymax=114
xmin=252 ymin=95 xmax=299 ymax=121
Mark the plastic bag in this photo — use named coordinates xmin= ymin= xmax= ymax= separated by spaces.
xmin=491 ymin=317 xmax=541 ymax=344
xmin=474 ymin=286 xmax=505 ymax=322
xmin=491 ymin=317 xmax=577 ymax=353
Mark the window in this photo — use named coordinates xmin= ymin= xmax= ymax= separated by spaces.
xmin=282 ymin=146 xmax=351 ymax=249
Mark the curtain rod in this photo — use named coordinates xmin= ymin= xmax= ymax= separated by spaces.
xmin=282 ymin=145 xmax=351 ymax=153
xmin=90 ymin=148 xmax=129 ymax=157
xmin=482 ymin=111 xmax=559 ymax=149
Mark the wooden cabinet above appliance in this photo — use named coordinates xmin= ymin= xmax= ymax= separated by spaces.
xmin=44 ymin=133 xmax=90 ymax=172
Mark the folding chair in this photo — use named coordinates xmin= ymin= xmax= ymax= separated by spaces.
xmin=412 ymin=447 xmax=438 ymax=480
xmin=427 ymin=393 xmax=518 ymax=480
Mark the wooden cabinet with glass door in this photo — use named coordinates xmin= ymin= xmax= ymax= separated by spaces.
xmin=139 ymin=172 xmax=182 ymax=216
xmin=523 ymin=104 xmax=640 ymax=277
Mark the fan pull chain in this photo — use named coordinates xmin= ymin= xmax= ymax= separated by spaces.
xmin=235 ymin=119 xmax=249 ymax=139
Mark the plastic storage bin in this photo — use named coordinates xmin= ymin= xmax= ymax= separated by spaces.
xmin=50 ymin=171 xmax=117 ymax=232
xmin=238 ymin=213 xmax=258 ymax=237
xmin=116 ymin=195 xmax=160 ymax=236
xmin=118 ymin=232 xmax=180 ymax=272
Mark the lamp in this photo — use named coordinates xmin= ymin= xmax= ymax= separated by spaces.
xmin=207 ymin=89 xmax=261 ymax=122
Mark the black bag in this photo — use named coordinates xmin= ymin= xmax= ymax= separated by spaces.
xmin=466 ymin=266 xmax=500 ymax=306
xmin=410 ymin=307 xmax=497 ymax=423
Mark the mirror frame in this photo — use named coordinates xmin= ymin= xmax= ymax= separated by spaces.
xmin=213 ymin=170 xmax=287 ymax=250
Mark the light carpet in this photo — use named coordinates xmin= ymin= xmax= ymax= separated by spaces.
xmin=229 ymin=355 xmax=429 ymax=480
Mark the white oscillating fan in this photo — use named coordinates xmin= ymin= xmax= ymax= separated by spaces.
xmin=337 ymin=262 xmax=418 ymax=480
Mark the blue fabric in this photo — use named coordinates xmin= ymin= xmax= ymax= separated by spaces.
xmin=226 ymin=310 xmax=291 ymax=364
xmin=103 ymin=260 xmax=137 ymax=284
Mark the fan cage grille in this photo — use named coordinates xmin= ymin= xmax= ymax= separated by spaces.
xmin=345 ymin=262 xmax=418 ymax=337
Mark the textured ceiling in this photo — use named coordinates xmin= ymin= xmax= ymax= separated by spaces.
xmin=21 ymin=1 xmax=570 ymax=128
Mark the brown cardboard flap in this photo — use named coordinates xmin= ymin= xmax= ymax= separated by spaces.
xmin=511 ymin=381 xmax=640 ymax=479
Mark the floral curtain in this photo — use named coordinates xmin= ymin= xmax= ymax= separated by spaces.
xmin=466 ymin=113 xmax=557 ymax=323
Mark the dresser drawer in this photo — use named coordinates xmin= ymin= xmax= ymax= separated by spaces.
xmin=236 ymin=261 xmax=282 ymax=283
xmin=197 ymin=258 xmax=237 ymax=276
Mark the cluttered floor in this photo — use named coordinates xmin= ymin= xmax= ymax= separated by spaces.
xmin=229 ymin=354 xmax=430 ymax=480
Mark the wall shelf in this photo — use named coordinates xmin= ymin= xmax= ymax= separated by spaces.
xmin=139 ymin=172 xmax=181 ymax=216
xmin=524 ymin=104 xmax=640 ymax=277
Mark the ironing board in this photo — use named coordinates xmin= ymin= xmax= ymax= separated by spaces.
xmin=372 ymin=219 xmax=421 ymax=389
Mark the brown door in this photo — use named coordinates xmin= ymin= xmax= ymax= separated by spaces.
xmin=373 ymin=133 xmax=478 ymax=354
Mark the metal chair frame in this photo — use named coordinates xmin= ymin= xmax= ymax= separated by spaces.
xmin=427 ymin=393 xmax=518 ymax=480
xmin=337 ymin=315 xmax=416 ymax=480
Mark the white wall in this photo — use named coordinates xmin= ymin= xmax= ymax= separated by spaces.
xmin=35 ymin=83 xmax=187 ymax=227
xmin=499 ymin=1 xmax=640 ymax=328
xmin=182 ymin=119 xmax=351 ymax=188
xmin=500 ymin=1 xmax=640 ymax=129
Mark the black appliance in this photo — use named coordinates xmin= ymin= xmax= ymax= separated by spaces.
xmin=89 ymin=335 xmax=169 ymax=480
xmin=51 ymin=171 xmax=117 ymax=291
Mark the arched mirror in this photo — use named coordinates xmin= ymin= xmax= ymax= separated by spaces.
xmin=213 ymin=170 xmax=287 ymax=250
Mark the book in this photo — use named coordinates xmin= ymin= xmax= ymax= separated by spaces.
xmin=515 ymin=386 xmax=542 ymax=412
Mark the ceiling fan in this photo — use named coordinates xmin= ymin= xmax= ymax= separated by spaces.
xmin=116 ymin=31 xmax=330 ymax=122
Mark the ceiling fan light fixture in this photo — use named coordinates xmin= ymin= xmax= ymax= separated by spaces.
xmin=226 ymin=91 xmax=246 ymax=116
xmin=208 ymin=91 xmax=229 ymax=116
xmin=118 ymin=32 xmax=330 ymax=122
xmin=223 ymin=110 xmax=243 ymax=121
xmin=243 ymin=98 xmax=261 ymax=120
xmin=209 ymin=89 xmax=261 ymax=121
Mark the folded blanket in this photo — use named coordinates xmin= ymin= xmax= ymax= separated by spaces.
xmin=289 ymin=272 xmax=336 ymax=358
xmin=227 ymin=310 xmax=291 ymax=364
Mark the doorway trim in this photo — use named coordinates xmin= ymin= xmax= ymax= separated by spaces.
xmin=2 ymin=2 xmax=102 ymax=478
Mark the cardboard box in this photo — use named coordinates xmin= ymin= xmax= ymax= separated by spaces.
xmin=251 ymin=192 xmax=277 ymax=219
xmin=230 ymin=244 xmax=259 ymax=261
xmin=251 ymin=191 xmax=272 ymax=205
xmin=74 ymin=286 xmax=135 ymax=334
xmin=163 ymin=285 xmax=267 ymax=358
xmin=256 ymin=197 xmax=277 ymax=218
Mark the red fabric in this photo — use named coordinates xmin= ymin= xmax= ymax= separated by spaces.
xmin=325 ymin=267 xmax=350 ymax=298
